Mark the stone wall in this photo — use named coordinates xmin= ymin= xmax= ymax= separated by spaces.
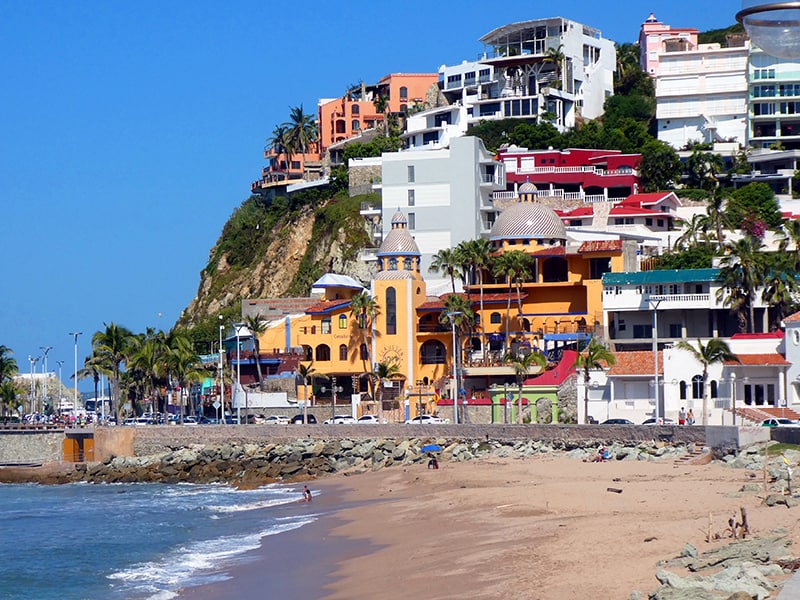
xmin=0 ymin=430 xmax=63 ymax=464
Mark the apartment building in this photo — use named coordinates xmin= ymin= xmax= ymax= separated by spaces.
xmin=748 ymin=47 xmax=800 ymax=150
xmin=438 ymin=17 xmax=616 ymax=131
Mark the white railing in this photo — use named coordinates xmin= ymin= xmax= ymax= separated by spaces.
xmin=648 ymin=293 xmax=711 ymax=304
xmin=492 ymin=191 xmax=517 ymax=201
xmin=508 ymin=165 xmax=637 ymax=178
xmin=491 ymin=190 xmax=620 ymax=203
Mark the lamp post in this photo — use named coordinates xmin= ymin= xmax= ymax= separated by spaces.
xmin=447 ymin=311 xmax=462 ymax=425
xmin=731 ymin=371 xmax=737 ymax=426
xmin=650 ymin=298 xmax=662 ymax=423
xmin=234 ymin=323 xmax=243 ymax=425
xmin=218 ymin=317 xmax=224 ymax=423
xmin=40 ymin=346 xmax=52 ymax=413
xmin=56 ymin=360 xmax=64 ymax=414
xmin=28 ymin=355 xmax=39 ymax=415
xmin=69 ymin=332 xmax=82 ymax=413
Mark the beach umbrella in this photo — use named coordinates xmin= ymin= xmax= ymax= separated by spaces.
xmin=420 ymin=444 xmax=441 ymax=453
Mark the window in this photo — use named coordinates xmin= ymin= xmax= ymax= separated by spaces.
xmin=408 ymin=213 xmax=415 ymax=230
xmin=446 ymin=74 xmax=462 ymax=88
xmin=421 ymin=340 xmax=446 ymax=364
xmin=351 ymin=104 xmax=360 ymax=115
xmin=407 ymin=165 xmax=415 ymax=182
xmin=710 ymin=380 xmax=718 ymax=399
xmin=645 ymin=218 xmax=653 ymax=226
xmin=679 ymin=380 xmax=687 ymax=400
xmin=754 ymin=68 xmax=776 ymax=79
xmin=669 ymin=323 xmax=682 ymax=338
xmin=315 ymin=344 xmax=331 ymax=362
xmin=692 ymin=375 xmax=704 ymax=399
xmin=589 ymin=257 xmax=611 ymax=280
xmin=352 ymin=120 xmax=361 ymax=131
xmin=339 ymin=344 xmax=348 ymax=361
xmin=360 ymin=343 xmax=369 ymax=360
xmin=479 ymin=68 xmax=491 ymax=83
xmin=464 ymin=71 xmax=476 ymax=86
xmin=633 ymin=324 xmax=653 ymax=338
xmin=386 ymin=287 xmax=397 ymax=335
xmin=753 ymin=103 xmax=776 ymax=116
xmin=321 ymin=318 xmax=331 ymax=334
xmin=399 ymin=86 xmax=408 ymax=100
xmin=657 ymin=219 xmax=664 ymax=228
xmin=408 ymin=189 xmax=415 ymax=206
xmin=339 ymin=314 xmax=347 ymax=329
xmin=389 ymin=257 xmax=398 ymax=270
xmin=490 ymin=312 xmax=502 ymax=324
xmin=303 ymin=345 xmax=313 ymax=362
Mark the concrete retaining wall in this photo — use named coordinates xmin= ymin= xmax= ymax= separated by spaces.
xmin=0 ymin=430 xmax=64 ymax=464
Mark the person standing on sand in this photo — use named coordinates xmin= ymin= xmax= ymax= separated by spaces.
xmin=679 ymin=407 xmax=686 ymax=425
xmin=302 ymin=485 xmax=312 ymax=502
xmin=687 ymin=409 xmax=695 ymax=426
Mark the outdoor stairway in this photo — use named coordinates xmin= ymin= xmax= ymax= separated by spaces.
xmin=733 ymin=406 xmax=800 ymax=426
xmin=674 ymin=447 xmax=711 ymax=466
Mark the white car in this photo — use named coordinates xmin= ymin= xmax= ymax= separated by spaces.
xmin=761 ymin=418 xmax=798 ymax=427
xmin=357 ymin=415 xmax=387 ymax=424
xmin=323 ymin=415 xmax=356 ymax=424
xmin=262 ymin=415 xmax=290 ymax=425
xmin=404 ymin=415 xmax=449 ymax=425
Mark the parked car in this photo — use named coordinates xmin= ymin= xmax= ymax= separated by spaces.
xmin=357 ymin=415 xmax=387 ymax=424
xmin=601 ymin=418 xmax=634 ymax=425
xmin=641 ymin=418 xmax=676 ymax=425
xmin=323 ymin=415 xmax=356 ymax=424
xmin=262 ymin=415 xmax=290 ymax=425
xmin=761 ymin=418 xmax=798 ymax=427
xmin=182 ymin=416 xmax=199 ymax=425
xmin=290 ymin=414 xmax=317 ymax=424
xmin=404 ymin=414 xmax=448 ymax=424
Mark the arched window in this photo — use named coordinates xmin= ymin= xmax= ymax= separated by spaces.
xmin=386 ymin=287 xmax=397 ymax=335
xmin=360 ymin=343 xmax=369 ymax=360
xmin=403 ymin=257 xmax=413 ymax=270
xmin=315 ymin=344 xmax=331 ymax=362
xmin=679 ymin=380 xmax=687 ymax=400
xmin=710 ymin=380 xmax=718 ymax=399
xmin=335 ymin=119 xmax=346 ymax=134
xmin=490 ymin=312 xmax=502 ymax=324
xmin=389 ymin=258 xmax=398 ymax=270
xmin=692 ymin=375 xmax=704 ymax=400
xmin=338 ymin=314 xmax=347 ymax=329
xmin=352 ymin=120 xmax=361 ymax=131
xmin=421 ymin=340 xmax=446 ymax=364
xmin=303 ymin=345 xmax=313 ymax=362
xmin=399 ymin=86 xmax=408 ymax=100
xmin=339 ymin=344 xmax=348 ymax=361
xmin=351 ymin=104 xmax=360 ymax=115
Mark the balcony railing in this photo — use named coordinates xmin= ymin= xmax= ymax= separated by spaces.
xmin=507 ymin=165 xmax=637 ymax=178
xmin=647 ymin=293 xmax=711 ymax=304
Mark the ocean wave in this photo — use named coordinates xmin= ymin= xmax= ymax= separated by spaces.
xmin=107 ymin=517 xmax=316 ymax=599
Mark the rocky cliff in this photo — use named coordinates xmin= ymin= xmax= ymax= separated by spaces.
xmin=178 ymin=192 xmax=379 ymax=329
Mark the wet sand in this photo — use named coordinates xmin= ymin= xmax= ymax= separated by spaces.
xmin=179 ymin=454 xmax=800 ymax=599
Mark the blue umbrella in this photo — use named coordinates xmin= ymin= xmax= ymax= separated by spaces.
xmin=421 ymin=444 xmax=441 ymax=453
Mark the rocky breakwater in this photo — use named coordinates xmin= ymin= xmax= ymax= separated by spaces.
xmin=49 ymin=437 xmax=701 ymax=487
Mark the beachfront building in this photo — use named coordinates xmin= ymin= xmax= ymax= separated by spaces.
xmin=747 ymin=47 xmax=800 ymax=150
xmin=639 ymin=13 xmax=700 ymax=77
xmin=378 ymin=136 xmax=506 ymax=278
xmin=439 ymin=17 xmax=616 ymax=131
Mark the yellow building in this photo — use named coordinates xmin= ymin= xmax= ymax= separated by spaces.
xmin=252 ymin=188 xmax=636 ymax=420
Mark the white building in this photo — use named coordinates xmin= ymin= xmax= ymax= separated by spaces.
xmin=379 ymin=136 xmax=506 ymax=279
xmin=438 ymin=17 xmax=616 ymax=131
xmin=748 ymin=47 xmax=800 ymax=150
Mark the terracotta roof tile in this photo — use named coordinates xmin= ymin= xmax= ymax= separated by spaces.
xmin=784 ymin=311 xmax=800 ymax=323
xmin=578 ymin=240 xmax=623 ymax=253
xmin=607 ymin=351 xmax=663 ymax=376
xmin=305 ymin=298 xmax=351 ymax=315
xmin=725 ymin=353 xmax=789 ymax=366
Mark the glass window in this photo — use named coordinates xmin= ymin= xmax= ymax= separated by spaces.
xmin=351 ymin=104 xmax=360 ymax=115
xmin=692 ymin=375 xmax=704 ymax=399
xmin=315 ymin=344 xmax=330 ymax=361
xmin=490 ymin=312 xmax=502 ymax=324
xmin=679 ymin=380 xmax=687 ymax=400
xmin=408 ymin=213 xmax=415 ymax=230
xmin=386 ymin=287 xmax=397 ymax=335
xmin=408 ymin=165 xmax=415 ymax=182
xmin=408 ymin=189 xmax=415 ymax=206
xmin=339 ymin=314 xmax=347 ymax=329
xmin=321 ymin=319 xmax=331 ymax=334
xmin=352 ymin=120 xmax=361 ymax=131
xmin=399 ymin=86 xmax=408 ymax=100
xmin=360 ymin=343 xmax=369 ymax=360
xmin=339 ymin=344 xmax=348 ymax=361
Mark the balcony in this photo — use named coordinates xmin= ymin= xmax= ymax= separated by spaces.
xmin=360 ymin=202 xmax=381 ymax=216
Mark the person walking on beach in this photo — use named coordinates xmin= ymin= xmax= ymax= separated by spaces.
xmin=302 ymin=485 xmax=312 ymax=502
xmin=679 ymin=407 xmax=686 ymax=425
xmin=686 ymin=409 xmax=695 ymax=426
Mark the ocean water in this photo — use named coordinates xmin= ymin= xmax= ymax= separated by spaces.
xmin=0 ymin=481 xmax=320 ymax=600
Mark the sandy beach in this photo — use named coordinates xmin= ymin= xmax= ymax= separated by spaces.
xmin=319 ymin=454 xmax=800 ymax=599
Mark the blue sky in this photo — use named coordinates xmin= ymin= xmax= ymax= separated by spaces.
xmin=1 ymin=1 xmax=738 ymax=389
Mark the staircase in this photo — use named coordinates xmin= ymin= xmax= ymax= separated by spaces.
xmin=674 ymin=447 xmax=711 ymax=466
xmin=733 ymin=406 xmax=800 ymax=426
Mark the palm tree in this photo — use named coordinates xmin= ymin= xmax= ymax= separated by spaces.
xmin=459 ymin=239 xmax=493 ymax=364
xmin=0 ymin=345 xmax=18 ymax=383
xmin=675 ymin=339 xmax=739 ymax=426
xmin=440 ymin=293 xmax=475 ymax=370
xmin=371 ymin=359 xmax=402 ymax=422
xmin=244 ymin=315 xmax=267 ymax=388
xmin=373 ymin=94 xmax=389 ymax=137
xmin=505 ymin=351 xmax=547 ymax=424
xmin=430 ymin=247 xmax=462 ymax=293
xmin=0 ymin=379 xmax=21 ymax=418
xmin=127 ymin=330 xmax=166 ymax=416
xmin=282 ymin=104 xmax=318 ymax=171
xmin=716 ymin=236 xmax=766 ymax=333
xmin=296 ymin=362 xmax=316 ymax=424
xmin=783 ymin=218 xmax=800 ymax=270
xmin=165 ymin=334 xmax=205 ymax=422
xmin=92 ymin=322 xmax=134 ymax=423
xmin=266 ymin=123 xmax=289 ymax=172
xmin=76 ymin=356 xmax=103 ymax=416
xmin=762 ymin=272 xmax=799 ymax=330
xmin=675 ymin=213 xmax=711 ymax=250
xmin=492 ymin=250 xmax=533 ymax=352
xmin=572 ymin=339 xmax=617 ymax=424
xmin=350 ymin=291 xmax=380 ymax=400
xmin=544 ymin=44 xmax=565 ymax=89
xmin=706 ymin=188 xmax=730 ymax=250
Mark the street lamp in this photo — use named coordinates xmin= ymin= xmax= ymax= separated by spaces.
xmin=446 ymin=311 xmax=462 ymax=425
xmin=56 ymin=360 xmax=64 ymax=414
xmin=730 ymin=371 xmax=738 ymax=426
xmin=650 ymin=298 xmax=662 ymax=423
xmin=69 ymin=332 xmax=82 ymax=412
xmin=737 ymin=2 xmax=800 ymax=58
xmin=28 ymin=355 xmax=39 ymax=415
xmin=234 ymin=322 xmax=243 ymax=425
xmin=218 ymin=316 xmax=224 ymax=423
xmin=40 ymin=346 xmax=52 ymax=413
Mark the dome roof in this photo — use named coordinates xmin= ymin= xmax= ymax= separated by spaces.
xmin=489 ymin=202 xmax=566 ymax=241
xmin=391 ymin=210 xmax=407 ymax=225
xmin=377 ymin=229 xmax=421 ymax=255
xmin=519 ymin=181 xmax=537 ymax=192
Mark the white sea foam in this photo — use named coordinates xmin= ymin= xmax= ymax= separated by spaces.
xmin=107 ymin=516 xmax=316 ymax=599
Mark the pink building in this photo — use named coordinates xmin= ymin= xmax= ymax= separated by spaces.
xmin=495 ymin=147 xmax=641 ymax=203
xmin=638 ymin=13 xmax=699 ymax=76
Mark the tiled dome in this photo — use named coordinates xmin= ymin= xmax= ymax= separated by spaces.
xmin=519 ymin=181 xmax=538 ymax=193
xmin=489 ymin=201 xmax=566 ymax=241
xmin=377 ymin=209 xmax=420 ymax=257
